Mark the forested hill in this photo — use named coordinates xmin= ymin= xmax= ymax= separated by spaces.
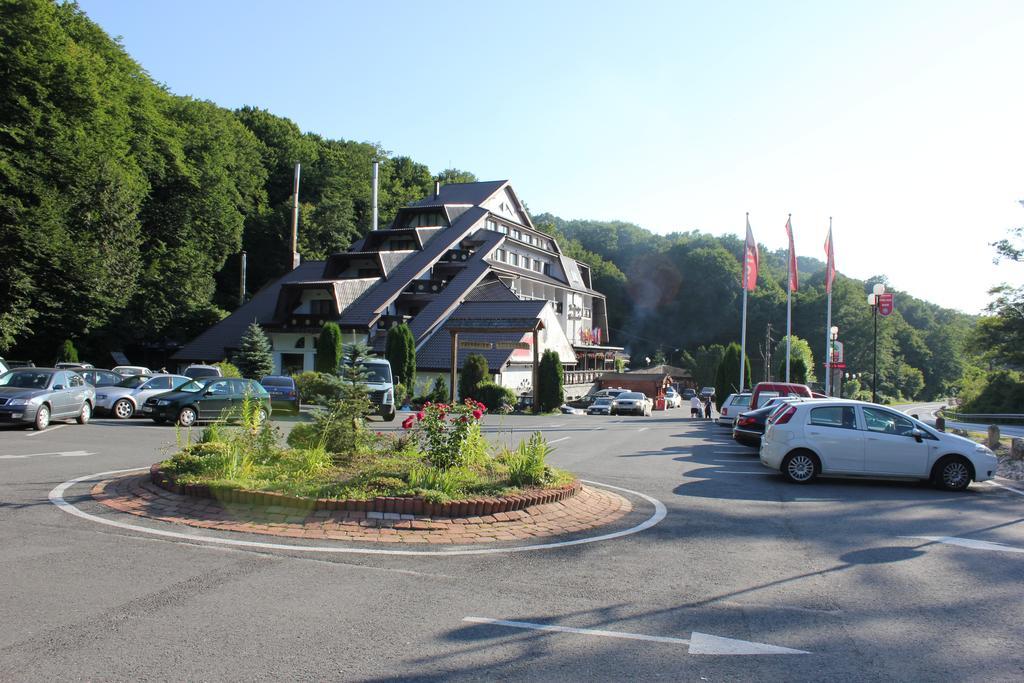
xmin=532 ymin=213 xmax=975 ymax=401
xmin=0 ymin=0 xmax=973 ymax=402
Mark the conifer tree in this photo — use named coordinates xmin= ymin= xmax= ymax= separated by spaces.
xmin=235 ymin=321 xmax=274 ymax=379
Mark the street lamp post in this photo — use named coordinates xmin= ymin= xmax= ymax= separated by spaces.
xmin=867 ymin=283 xmax=885 ymax=404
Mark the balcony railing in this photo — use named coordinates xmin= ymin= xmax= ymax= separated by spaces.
xmin=564 ymin=370 xmax=608 ymax=386
xmin=279 ymin=314 xmax=329 ymax=328
xmin=406 ymin=279 xmax=448 ymax=294
xmin=439 ymin=248 xmax=474 ymax=263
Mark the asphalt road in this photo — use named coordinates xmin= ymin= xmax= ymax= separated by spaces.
xmin=902 ymin=401 xmax=1024 ymax=439
xmin=2 ymin=409 xmax=1023 ymax=681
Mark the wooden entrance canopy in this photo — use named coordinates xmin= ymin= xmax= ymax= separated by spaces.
xmin=446 ymin=318 xmax=546 ymax=403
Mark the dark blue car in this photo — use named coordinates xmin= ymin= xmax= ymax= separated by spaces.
xmin=259 ymin=375 xmax=300 ymax=414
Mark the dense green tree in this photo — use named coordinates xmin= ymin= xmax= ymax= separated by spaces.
xmin=458 ymin=353 xmax=489 ymax=400
xmin=316 ymin=323 xmax=344 ymax=374
xmin=715 ymin=343 xmax=752 ymax=407
xmin=58 ymin=339 xmax=79 ymax=364
xmin=234 ymin=322 xmax=274 ymax=379
xmin=536 ymin=350 xmax=565 ymax=412
xmin=773 ymin=335 xmax=817 ymax=384
xmin=693 ymin=345 xmax=726 ymax=388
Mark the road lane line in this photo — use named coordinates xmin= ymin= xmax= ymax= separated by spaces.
xmin=987 ymin=480 xmax=1024 ymax=497
xmin=547 ymin=437 xmax=571 ymax=445
xmin=906 ymin=535 xmax=1024 ymax=554
xmin=49 ymin=471 xmax=666 ymax=557
xmin=463 ymin=617 xmax=691 ymax=645
xmin=27 ymin=424 xmax=66 ymax=437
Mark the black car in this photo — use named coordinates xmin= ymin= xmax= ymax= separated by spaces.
xmin=259 ymin=375 xmax=300 ymax=414
xmin=731 ymin=397 xmax=802 ymax=447
xmin=142 ymin=377 xmax=271 ymax=427
xmin=680 ymin=387 xmax=697 ymax=400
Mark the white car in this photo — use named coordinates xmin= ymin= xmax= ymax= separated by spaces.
xmin=112 ymin=365 xmax=152 ymax=377
xmin=760 ymin=399 xmax=997 ymax=491
xmin=95 ymin=374 xmax=191 ymax=419
xmin=717 ymin=392 xmax=752 ymax=427
xmin=612 ymin=391 xmax=653 ymax=416
xmin=664 ymin=389 xmax=682 ymax=409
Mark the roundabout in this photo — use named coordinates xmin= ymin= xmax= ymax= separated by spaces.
xmin=49 ymin=467 xmax=667 ymax=556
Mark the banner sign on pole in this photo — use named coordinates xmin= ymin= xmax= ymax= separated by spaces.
xmin=878 ymin=293 xmax=894 ymax=317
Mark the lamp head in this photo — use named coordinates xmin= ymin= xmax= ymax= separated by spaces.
xmin=872 ymin=283 xmax=886 ymax=296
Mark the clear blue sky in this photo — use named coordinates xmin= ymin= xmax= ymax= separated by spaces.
xmin=76 ymin=0 xmax=1024 ymax=313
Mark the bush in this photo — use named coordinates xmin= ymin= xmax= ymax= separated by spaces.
xmin=286 ymin=422 xmax=320 ymax=449
xmin=474 ymin=381 xmax=516 ymax=412
xmin=213 ymin=361 xmax=241 ymax=378
xmin=385 ymin=323 xmax=416 ymax=392
xmin=499 ymin=432 xmax=553 ymax=487
xmin=961 ymin=370 xmax=1024 ymax=413
xmin=459 ymin=353 xmax=489 ymax=400
xmin=715 ymin=342 xmax=752 ymax=409
xmin=536 ymin=350 xmax=564 ymax=412
xmin=293 ymin=371 xmax=343 ymax=404
xmin=58 ymin=339 xmax=78 ymax=363
xmin=316 ymin=323 xmax=344 ymax=374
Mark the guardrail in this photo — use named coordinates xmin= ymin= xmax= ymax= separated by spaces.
xmin=940 ymin=410 xmax=1024 ymax=425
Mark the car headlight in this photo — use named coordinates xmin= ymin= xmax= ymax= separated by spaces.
xmin=7 ymin=398 xmax=29 ymax=406
xmin=156 ymin=399 xmax=172 ymax=406
xmin=974 ymin=444 xmax=995 ymax=456
xmin=384 ymin=389 xmax=393 ymax=404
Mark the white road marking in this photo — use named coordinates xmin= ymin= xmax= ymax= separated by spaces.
xmin=907 ymin=536 xmax=1024 ymax=554
xmin=637 ymin=427 xmax=648 ymax=432
xmin=715 ymin=471 xmax=773 ymax=475
xmin=987 ymin=479 xmax=1024 ymax=497
xmin=26 ymin=424 xmax=66 ymax=437
xmin=547 ymin=437 xmax=571 ymax=445
xmin=462 ymin=618 xmax=809 ymax=655
xmin=49 ymin=470 xmax=666 ymax=557
xmin=0 ymin=450 xmax=95 ymax=460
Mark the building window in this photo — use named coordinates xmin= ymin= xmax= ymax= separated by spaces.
xmin=486 ymin=219 xmax=498 ymax=232
xmin=387 ymin=240 xmax=415 ymax=251
xmin=533 ymin=259 xmax=543 ymax=272
xmin=543 ymin=262 xmax=552 ymax=276
xmin=495 ymin=249 xmax=507 ymax=262
xmin=295 ymin=337 xmax=306 ymax=348
xmin=509 ymin=253 xmax=520 ymax=267
xmin=512 ymin=229 xmax=522 ymax=241
xmin=310 ymin=299 xmax=332 ymax=315
xmin=408 ymin=212 xmax=445 ymax=228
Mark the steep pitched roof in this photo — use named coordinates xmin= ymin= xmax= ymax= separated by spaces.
xmin=415 ymin=300 xmax=548 ymax=372
xmin=408 ymin=180 xmax=508 ymax=208
xmin=172 ymin=260 xmax=324 ymax=362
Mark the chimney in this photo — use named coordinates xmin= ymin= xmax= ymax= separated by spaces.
xmin=371 ymin=161 xmax=379 ymax=231
xmin=434 ymin=180 xmax=440 ymax=199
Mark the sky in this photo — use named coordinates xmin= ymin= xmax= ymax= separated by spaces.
xmin=75 ymin=0 xmax=1024 ymax=314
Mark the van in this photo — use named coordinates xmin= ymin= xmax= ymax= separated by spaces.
xmin=362 ymin=358 xmax=396 ymax=421
xmin=750 ymin=382 xmax=813 ymax=408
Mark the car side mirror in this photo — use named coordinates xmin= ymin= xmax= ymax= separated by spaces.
xmin=204 ymin=390 xmax=215 ymax=396
xmin=53 ymin=384 xmax=64 ymax=390
xmin=911 ymin=428 xmax=924 ymax=443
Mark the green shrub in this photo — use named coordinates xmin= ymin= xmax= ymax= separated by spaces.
xmin=474 ymin=381 xmax=516 ymax=412
xmin=286 ymin=422 xmax=319 ymax=449
xmin=499 ymin=431 xmax=553 ymax=487
xmin=292 ymin=371 xmax=343 ymax=404
xmin=406 ymin=465 xmax=472 ymax=498
xmin=316 ymin=323 xmax=344 ymax=374
xmin=428 ymin=376 xmax=448 ymax=403
xmin=234 ymin=321 xmax=274 ymax=379
xmin=536 ymin=350 xmax=564 ymax=412
xmin=213 ymin=361 xmax=241 ymax=378
xmin=58 ymin=339 xmax=79 ymax=363
xmin=458 ymin=353 xmax=489 ymax=400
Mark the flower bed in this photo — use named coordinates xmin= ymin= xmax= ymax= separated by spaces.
xmin=149 ymin=463 xmax=581 ymax=517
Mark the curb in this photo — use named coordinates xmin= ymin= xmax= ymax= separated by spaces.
xmin=149 ymin=463 xmax=581 ymax=518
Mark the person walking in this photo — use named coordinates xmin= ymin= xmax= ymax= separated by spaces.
xmin=703 ymin=395 xmax=713 ymax=420
xmin=690 ymin=394 xmax=702 ymax=419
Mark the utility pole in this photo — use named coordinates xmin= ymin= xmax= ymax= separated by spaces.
xmin=765 ymin=322 xmax=773 ymax=383
xmin=290 ymin=162 xmax=301 ymax=269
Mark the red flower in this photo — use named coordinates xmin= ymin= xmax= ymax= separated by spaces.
xmin=472 ymin=409 xmax=483 ymax=419
xmin=416 ymin=411 xmax=425 ymax=421
xmin=402 ymin=416 xmax=415 ymax=430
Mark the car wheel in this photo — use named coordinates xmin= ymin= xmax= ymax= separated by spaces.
xmin=933 ymin=456 xmax=973 ymax=491
xmin=256 ymin=408 xmax=269 ymax=424
xmin=782 ymin=450 xmax=818 ymax=484
xmin=34 ymin=404 xmax=51 ymax=431
xmin=177 ymin=406 xmax=198 ymax=427
xmin=382 ymin=409 xmax=396 ymax=422
xmin=77 ymin=402 xmax=92 ymax=425
xmin=112 ymin=398 xmax=134 ymax=419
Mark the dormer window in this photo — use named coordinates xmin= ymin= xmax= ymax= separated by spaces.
xmin=310 ymin=300 xmax=332 ymax=315
xmin=406 ymin=211 xmax=446 ymax=228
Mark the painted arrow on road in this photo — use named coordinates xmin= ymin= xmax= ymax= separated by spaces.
xmin=0 ymin=450 xmax=96 ymax=459
xmin=462 ymin=617 xmax=810 ymax=655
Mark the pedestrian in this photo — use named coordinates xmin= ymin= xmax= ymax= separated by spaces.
xmin=704 ymin=396 xmax=712 ymax=420
xmin=690 ymin=394 xmax=702 ymax=419
xmin=159 ymin=366 xmax=168 ymax=374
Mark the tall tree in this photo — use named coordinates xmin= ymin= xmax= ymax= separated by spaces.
xmin=316 ymin=323 xmax=344 ymax=374
xmin=715 ymin=342 xmax=752 ymax=407
xmin=458 ymin=353 xmax=489 ymax=400
xmin=234 ymin=321 xmax=274 ymax=379
xmin=536 ymin=350 xmax=565 ymax=412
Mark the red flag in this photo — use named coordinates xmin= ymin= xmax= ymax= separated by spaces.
xmin=785 ymin=216 xmax=798 ymax=292
xmin=824 ymin=226 xmax=836 ymax=293
xmin=743 ymin=216 xmax=759 ymax=291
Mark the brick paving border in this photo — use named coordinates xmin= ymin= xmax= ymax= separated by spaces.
xmin=92 ymin=474 xmax=633 ymax=545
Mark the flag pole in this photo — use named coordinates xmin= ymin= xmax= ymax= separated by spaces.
xmin=739 ymin=212 xmax=749 ymax=394
xmin=824 ymin=217 xmax=833 ymax=397
xmin=785 ymin=213 xmax=792 ymax=383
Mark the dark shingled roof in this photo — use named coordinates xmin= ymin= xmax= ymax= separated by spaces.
xmin=172 ymin=261 xmax=325 ymax=362
xmin=408 ymin=180 xmax=508 ymax=208
xmin=415 ymin=299 xmax=548 ymax=371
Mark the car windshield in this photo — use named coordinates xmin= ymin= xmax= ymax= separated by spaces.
xmin=733 ymin=394 xmax=752 ymax=407
xmin=176 ymin=378 xmax=215 ymax=393
xmin=619 ymin=392 xmax=644 ymax=400
xmin=361 ymin=364 xmax=392 ymax=383
xmin=186 ymin=367 xmax=219 ymax=378
xmin=116 ymin=375 xmax=150 ymax=388
xmin=260 ymin=377 xmax=293 ymax=387
xmin=594 ymin=398 xmax=612 ymax=405
xmin=0 ymin=370 xmax=52 ymax=389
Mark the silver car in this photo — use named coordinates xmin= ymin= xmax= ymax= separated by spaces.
xmin=95 ymin=374 xmax=192 ymax=419
xmin=0 ymin=368 xmax=95 ymax=430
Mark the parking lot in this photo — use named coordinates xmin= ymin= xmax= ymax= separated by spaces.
xmin=2 ymin=410 xmax=1023 ymax=680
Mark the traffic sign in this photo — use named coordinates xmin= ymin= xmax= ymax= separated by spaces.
xmin=878 ymin=293 xmax=894 ymax=316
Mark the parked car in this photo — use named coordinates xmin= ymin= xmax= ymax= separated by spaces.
xmin=717 ymin=392 xmax=752 ymax=427
xmin=79 ymin=369 xmax=124 ymax=388
xmin=699 ymin=386 xmax=716 ymax=400
xmin=142 ymin=377 xmax=271 ymax=427
xmin=732 ymin=396 xmax=808 ymax=447
xmin=587 ymin=397 xmax=614 ymax=415
xmin=566 ymin=394 xmax=599 ymax=410
xmin=750 ymin=381 xmax=813 ymax=408
xmin=680 ymin=387 xmax=697 ymax=400
xmin=612 ymin=391 xmax=653 ymax=416
xmin=183 ymin=364 xmax=222 ymax=380
xmin=112 ymin=365 xmax=152 ymax=377
xmin=55 ymin=362 xmax=94 ymax=370
xmin=760 ymin=399 xmax=998 ymax=491
xmin=95 ymin=374 xmax=192 ymax=419
xmin=5 ymin=360 xmax=36 ymax=368
xmin=593 ymin=387 xmax=628 ymax=400
xmin=0 ymin=368 xmax=95 ymax=430
xmin=0 ymin=358 xmax=7 ymax=375
xmin=259 ymin=375 xmax=300 ymax=414
xmin=664 ymin=388 xmax=682 ymax=408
